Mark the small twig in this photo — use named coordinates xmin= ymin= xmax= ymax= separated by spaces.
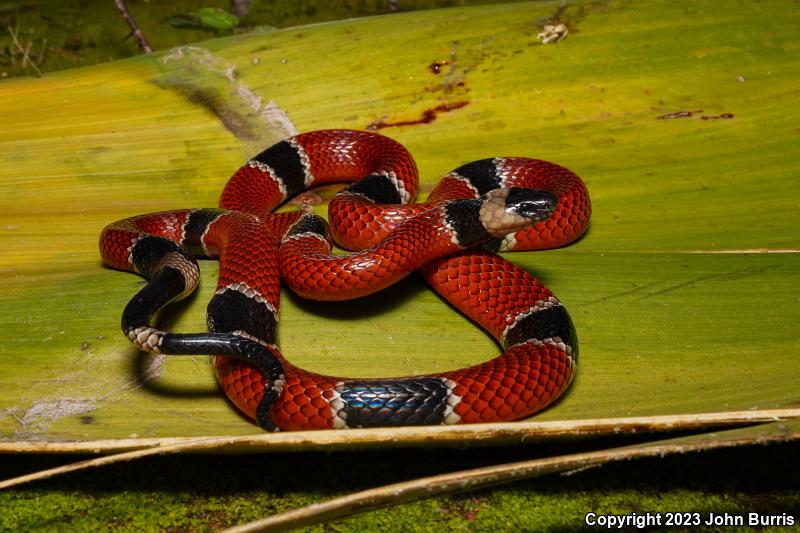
xmin=2 ymin=408 xmax=800 ymax=455
xmin=36 ymin=37 xmax=48 ymax=66
xmin=1 ymin=409 xmax=798 ymax=491
xmin=0 ymin=437 xmax=232 ymax=490
xmin=113 ymin=0 xmax=153 ymax=53
xmin=21 ymin=39 xmax=33 ymax=68
xmin=6 ymin=26 xmax=42 ymax=77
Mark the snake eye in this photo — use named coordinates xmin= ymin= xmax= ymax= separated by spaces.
xmin=505 ymin=187 xmax=557 ymax=221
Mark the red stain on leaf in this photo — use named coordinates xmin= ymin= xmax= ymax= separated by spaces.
xmin=657 ymin=110 xmax=703 ymax=119
xmin=367 ymin=101 xmax=469 ymax=130
xmin=701 ymin=113 xmax=735 ymax=120
xmin=657 ymin=110 xmax=734 ymax=120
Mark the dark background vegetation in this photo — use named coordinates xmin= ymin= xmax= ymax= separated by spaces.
xmin=0 ymin=0 xmax=518 ymax=78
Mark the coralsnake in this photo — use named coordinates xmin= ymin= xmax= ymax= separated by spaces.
xmin=99 ymin=129 xmax=590 ymax=431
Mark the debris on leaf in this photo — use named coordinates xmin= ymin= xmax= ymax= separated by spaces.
xmin=538 ymin=23 xmax=568 ymax=44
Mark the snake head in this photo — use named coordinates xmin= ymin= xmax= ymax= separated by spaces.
xmin=480 ymin=187 xmax=557 ymax=238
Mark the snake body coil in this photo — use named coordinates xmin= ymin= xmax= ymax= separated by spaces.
xmin=100 ymin=130 xmax=590 ymax=431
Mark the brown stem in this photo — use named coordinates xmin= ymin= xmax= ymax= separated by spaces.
xmin=114 ymin=0 xmax=153 ymax=53
xmin=7 ymin=26 xmax=42 ymax=77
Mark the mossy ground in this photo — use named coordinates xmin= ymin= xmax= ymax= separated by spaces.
xmin=2 ymin=439 xmax=798 ymax=531
xmin=0 ymin=0 xmax=518 ymax=78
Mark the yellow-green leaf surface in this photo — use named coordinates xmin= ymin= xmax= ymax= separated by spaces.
xmin=1 ymin=0 xmax=798 ymax=447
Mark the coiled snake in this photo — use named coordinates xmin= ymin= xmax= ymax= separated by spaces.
xmin=99 ymin=130 xmax=590 ymax=431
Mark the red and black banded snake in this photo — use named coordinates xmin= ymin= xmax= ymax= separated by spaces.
xmin=99 ymin=129 xmax=590 ymax=430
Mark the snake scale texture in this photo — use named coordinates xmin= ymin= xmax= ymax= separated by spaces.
xmin=100 ymin=129 xmax=590 ymax=431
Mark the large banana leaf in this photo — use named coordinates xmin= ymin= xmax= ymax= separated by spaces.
xmin=1 ymin=0 xmax=798 ymax=450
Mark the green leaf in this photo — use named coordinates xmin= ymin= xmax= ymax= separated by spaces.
xmin=197 ymin=7 xmax=239 ymax=31
xmin=163 ymin=13 xmax=203 ymax=29
xmin=0 ymin=0 xmax=797 ymax=450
